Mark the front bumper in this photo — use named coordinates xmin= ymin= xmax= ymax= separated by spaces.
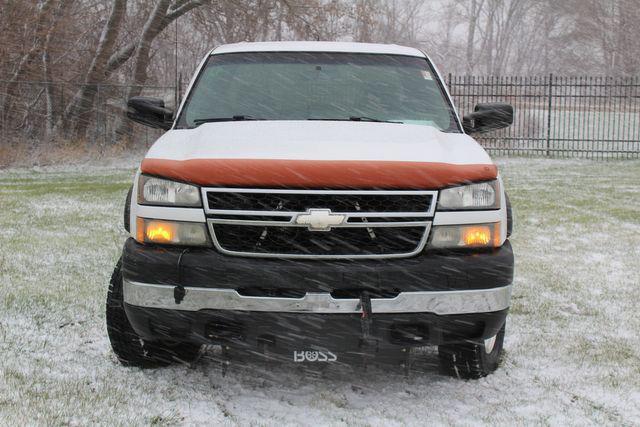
xmin=120 ymin=238 xmax=513 ymax=347
xmin=124 ymin=279 xmax=512 ymax=315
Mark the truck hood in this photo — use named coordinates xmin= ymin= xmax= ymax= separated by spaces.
xmin=141 ymin=121 xmax=496 ymax=189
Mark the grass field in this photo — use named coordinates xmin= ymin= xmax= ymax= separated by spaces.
xmin=1 ymin=158 xmax=639 ymax=425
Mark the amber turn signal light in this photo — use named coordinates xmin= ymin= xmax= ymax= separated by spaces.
xmin=430 ymin=222 xmax=501 ymax=249
xmin=135 ymin=217 xmax=209 ymax=246
xmin=462 ymin=225 xmax=492 ymax=246
xmin=140 ymin=219 xmax=175 ymax=243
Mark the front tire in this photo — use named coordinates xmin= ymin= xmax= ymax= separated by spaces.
xmin=106 ymin=258 xmax=200 ymax=368
xmin=438 ymin=324 xmax=505 ymax=379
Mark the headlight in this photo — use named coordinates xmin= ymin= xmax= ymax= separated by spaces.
xmin=429 ymin=223 xmax=501 ymax=248
xmin=136 ymin=218 xmax=209 ymax=246
xmin=438 ymin=180 xmax=499 ymax=210
xmin=138 ymin=175 xmax=201 ymax=207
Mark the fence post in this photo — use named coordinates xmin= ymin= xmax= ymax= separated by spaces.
xmin=546 ymin=73 xmax=553 ymax=156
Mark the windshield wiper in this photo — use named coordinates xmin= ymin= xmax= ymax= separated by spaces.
xmin=349 ymin=116 xmax=403 ymax=123
xmin=192 ymin=115 xmax=264 ymax=127
xmin=308 ymin=116 xmax=403 ymax=124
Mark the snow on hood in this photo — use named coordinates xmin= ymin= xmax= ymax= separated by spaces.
xmin=141 ymin=121 xmax=497 ymax=189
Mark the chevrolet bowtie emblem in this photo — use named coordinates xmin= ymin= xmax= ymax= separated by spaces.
xmin=294 ymin=209 xmax=346 ymax=231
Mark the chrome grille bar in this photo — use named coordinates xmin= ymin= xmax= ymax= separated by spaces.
xmin=208 ymin=218 xmax=431 ymax=227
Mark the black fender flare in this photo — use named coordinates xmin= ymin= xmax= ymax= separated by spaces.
xmin=505 ymin=193 xmax=513 ymax=238
xmin=124 ymin=185 xmax=133 ymax=232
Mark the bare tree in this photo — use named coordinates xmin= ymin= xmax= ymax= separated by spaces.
xmin=464 ymin=0 xmax=484 ymax=74
xmin=560 ymin=0 xmax=640 ymax=75
xmin=57 ymin=0 xmax=206 ymax=138
xmin=2 ymin=0 xmax=57 ymax=124
xmin=114 ymin=0 xmax=205 ymax=137
xmin=438 ymin=0 xmax=544 ymax=75
xmin=60 ymin=0 xmax=127 ymax=137
xmin=42 ymin=0 xmax=73 ymax=137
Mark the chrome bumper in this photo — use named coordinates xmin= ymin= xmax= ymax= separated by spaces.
xmin=123 ymin=279 xmax=512 ymax=315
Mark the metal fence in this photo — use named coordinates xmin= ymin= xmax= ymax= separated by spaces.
xmin=447 ymin=74 xmax=640 ymax=159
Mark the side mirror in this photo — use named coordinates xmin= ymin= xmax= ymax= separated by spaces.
xmin=127 ymin=97 xmax=173 ymax=130
xmin=462 ymin=103 xmax=513 ymax=134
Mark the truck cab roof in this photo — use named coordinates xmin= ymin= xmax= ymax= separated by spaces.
xmin=210 ymin=41 xmax=426 ymax=58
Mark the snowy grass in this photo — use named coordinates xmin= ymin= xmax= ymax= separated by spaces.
xmin=1 ymin=158 xmax=639 ymax=425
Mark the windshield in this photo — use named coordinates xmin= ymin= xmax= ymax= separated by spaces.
xmin=176 ymin=52 xmax=459 ymax=131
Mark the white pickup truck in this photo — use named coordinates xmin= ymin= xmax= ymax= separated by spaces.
xmin=107 ymin=41 xmax=514 ymax=379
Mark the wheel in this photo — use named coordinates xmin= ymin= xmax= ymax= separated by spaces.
xmin=438 ymin=324 xmax=505 ymax=379
xmin=505 ymin=193 xmax=513 ymax=238
xmin=106 ymin=258 xmax=201 ymax=368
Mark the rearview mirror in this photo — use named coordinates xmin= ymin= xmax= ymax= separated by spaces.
xmin=462 ymin=103 xmax=513 ymax=134
xmin=127 ymin=97 xmax=174 ymax=130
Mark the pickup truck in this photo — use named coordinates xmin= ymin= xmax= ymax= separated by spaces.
xmin=107 ymin=41 xmax=514 ymax=379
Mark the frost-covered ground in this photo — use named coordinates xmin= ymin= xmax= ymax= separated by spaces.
xmin=0 ymin=158 xmax=639 ymax=426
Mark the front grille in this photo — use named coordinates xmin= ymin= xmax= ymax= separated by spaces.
xmin=207 ymin=191 xmax=432 ymax=213
xmin=203 ymin=188 xmax=437 ymax=258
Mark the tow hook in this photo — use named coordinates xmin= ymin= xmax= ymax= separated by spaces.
xmin=175 ymin=248 xmax=189 ymax=304
xmin=358 ymin=291 xmax=377 ymax=368
xmin=359 ymin=291 xmax=378 ymax=348
xmin=359 ymin=290 xmax=372 ymax=339
xmin=174 ymin=286 xmax=186 ymax=304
